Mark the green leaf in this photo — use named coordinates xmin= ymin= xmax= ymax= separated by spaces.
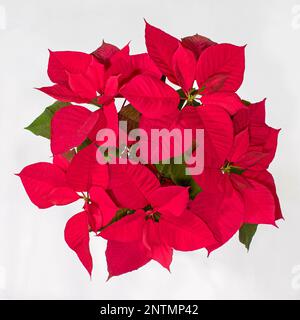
xmin=189 ymin=179 xmax=202 ymax=199
xmin=241 ymin=99 xmax=251 ymax=106
xmin=155 ymin=161 xmax=202 ymax=200
xmin=118 ymin=104 xmax=140 ymax=133
xmin=25 ymin=101 xmax=70 ymax=139
xmin=113 ymin=208 xmax=135 ymax=222
xmin=98 ymin=208 xmax=136 ymax=232
xmin=63 ymin=149 xmax=76 ymax=161
xmin=229 ymin=166 xmax=245 ymax=175
xmin=77 ymin=138 xmax=92 ymax=152
xmin=239 ymin=223 xmax=258 ymax=250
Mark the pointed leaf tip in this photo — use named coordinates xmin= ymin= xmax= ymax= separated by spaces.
xmin=25 ymin=101 xmax=70 ymax=139
xmin=239 ymin=223 xmax=258 ymax=250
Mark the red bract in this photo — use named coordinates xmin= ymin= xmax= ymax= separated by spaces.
xmin=122 ymin=22 xmax=245 ymax=164
xmin=64 ymin=185 xmax=118 ymax=276
xmin=50 ymin=105 xmax=99 ymax=154
xmin=93 ymin=41 xmax=161 ymax=86
xmin=196 ymin=43 xmax=245 ymax=95
xmin=191 ymin=99 xmax=281 ymax=249
xmin=181 ymin=34 xmax=216 ymax=59
xmin=50 ymin=102 xmax=118 ymax=154
xmin=39 ymin=45 xmax=161 ymax=106
xmin=120 ymin=74 xmax=180 ymax=118
xmin=132 ymin=99 xmax=234 ymax=164
xmin=38 ymin=51 xmax=105 ymax=103
xmin=19 ymin=21 xmax=282 ymax=279
xmin=107 ymin=45 xmax=162 ymax=85
xmin=17 ymin=162 xmax=79 ymax=209
xmin=64 ymin=211 xmax=93 ymax=276
xmin=145 ymin=21 xmax=245 ymax=114
xmin=66 ymin=144 xmax=109 ymax=191
xmin=18 ymin=144 xmax=114 ymax=275
xmin=100 ymin=163 xmax=215 ymax=275
xmin=92 ymin=41 xmax=120 ymax=66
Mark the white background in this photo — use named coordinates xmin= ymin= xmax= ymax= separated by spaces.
xmin=0 ymin=0 xmax=300 ymax=299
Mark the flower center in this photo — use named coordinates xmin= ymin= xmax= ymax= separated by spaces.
xmin=80 ymin=192 xmax=91 ymax=203
xmin=186 ymin=88 xmax=200 ymax=105
xmin=221 ymin=161 xmax=245 ymax=175
xmin=143 ymin=204 xmax=161 ymax=222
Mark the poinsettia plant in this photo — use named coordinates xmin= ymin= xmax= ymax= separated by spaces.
xmin=18 ymin=21 xmax=282 ymax=278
